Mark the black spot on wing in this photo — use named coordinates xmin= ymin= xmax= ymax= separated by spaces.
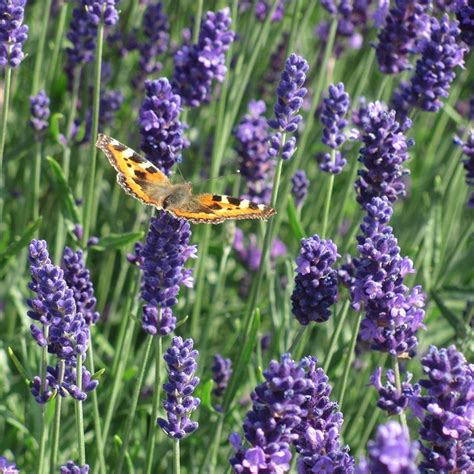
xmin=208 ymin=203 xmax=222 ymax=210
xmin=112 ymin=143 xmax=127 ymax=152
xmin=146 ymin=166 xmax=159 ymax=174
xmin=212 ymin=195 xmax=222 ymax=202
xmin=249 ymin=202 xmax=259 ymax=210
xmin=135 ymin=170 xmax=147 ymax=180
xmin=227 ymin=197 xmax=241 ymax=206
xmin=130 ymin=152 xmax=146 ymax=163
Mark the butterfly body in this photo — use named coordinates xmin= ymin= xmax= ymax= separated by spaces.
xmin=96 ymin=134 xmax=276 ymax=224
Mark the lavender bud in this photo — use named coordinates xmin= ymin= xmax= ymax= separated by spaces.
xmin=29 ymin=91 xmax=51 ymax=138
xmin=0 ymin=0 xmax=28 ymax=68
xmin=291 ymin=170 xmax=309 ymax=208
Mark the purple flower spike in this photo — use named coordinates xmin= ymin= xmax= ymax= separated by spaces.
xmin=354 ymin=101 xmax=412 ymax=208
xmin=318 ymin=150 xmax=348 ymax=175
xmin=234 ymin=100 xmax=273 ymax=204
xmin=158 ymin=337 xmax=200 ymax=439
xmin=60 ymin=461 xmax=90 ymax=474
xmin=62 ymin=247 xmax=99 ymax=326
xmin=291 ymin=236 xmax=340 ymax=325
xmin=291 ymin=170 xmax=309 ymax=208
xmin=370 ymin=367 xmax=420 ymax=415
xmin=456 ymin=0 xmax=474 ymax=46
xmin=351 ymin=197 xmax=425 ymax=356
xmin=255 ymin=0 xmax=287 ymax=22
xmin=459 ymin=131 xmax=474 ymax=207
xmin=356 ymin=421 xmax=419 ymax=474
xmin=139 ymin=78 xmax=187 ymax=176
xmin=0 ymin=0 xmax=28 ymax=68
xmin=139 ymin=211 xmax=196 ymax=314
xmin=392 ymin=15 xmax=467 ymax=116
xmin=173 ymin=8 xmax=235 ymax=107
xmin=412 ymin=345 xmax=474 ymax=473
xmin=29 ymin=90 xmax=51 ymax=137
xmin=269 ymin=54 xmax=309 ymax=133
xmin=211 ymin=353 xmax=232 ymax=397
xmin=321 ymin=83 xmax=351 ymax=150
xmin=0 ymin=456 xmax=19 ymax=474
xmin=375 ymin=0 xmax=431 ymax=74
xmin=141 ymin=306 xmax=176 ymax=336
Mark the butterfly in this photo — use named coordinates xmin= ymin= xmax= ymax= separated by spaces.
xmin=96 ymin=134 xmax=276 ymax=224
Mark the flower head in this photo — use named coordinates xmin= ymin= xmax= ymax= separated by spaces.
xmin=392 ymin=15 xmax=467 ymax=115
xmin=291 ymin=236 xmax=340 ymax=325
xmin=291 ymin=170 xmax=309 ymax=208
xmin=59 ymin=461 xmax=90 ymax=474
xmin=351 ymin=197 xmax=425 ymax=356
xmin=375 ymin=0 xmax=431 ymax=74
xmin=317 ymin=150 xmax=348 ymax=174
xmin=456 ymin=0 xmax=474 ymax=46
xmin=233 ymin=100 xmax=273 ymax=204
xmin=62 ymin=247 xmax=99 ymax=326
xmin=255 ymin=0 xmax=288 ymax=22
xmin=211 ymin=353 xmax=232 ymax=397
xmin=173 ymin=8 xmax=235 ymax=107
xmin=0 ymin=456 xmax=19 ymax=474
xmin=158 ymin=337 xmax=200 ymax=439
xmin=356 ymin=421 xmax=419 ymax=474
xmin=354 ymin=101 xmax=412 ymax=208
xmin=0 ymin=0 xmax=28 ymax=68
xmin=29 ymin=90 xmax=51 ymax=137
xmin=412 ymin=345 xmax=474 ymax=472
xmin=139 ymin=78 xmax=187 ymax=176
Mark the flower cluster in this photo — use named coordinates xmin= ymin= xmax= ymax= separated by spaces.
xmin=370 ymin=367 xmax=420 ymax=415
xmin=29 ymin=90 xmax=51 ymax=138
xmin=65 ymin=0 xmax=119 ymax=83
xmin=0 ymin=456 xmax=19 ymax=474
xmin=0 ymin=0 xmax=28 ymax=68
xmin=229 ymin=355 xmax=353 ymax=473
xmin=173 ymin=8 xmax=235 ymax=107
xmin=375 ymin=0 xmax=431 ymax=74
xmin=60 ymin=461 xmax=90 ymax=474
xmin=158 ymin=337 xmax=200 ymax=439
xmin=255 ymin=0 xmax=287 ymax=22
xmin=354 ymin=101 xmax=413 ymax=208
xmin=139 ymin=78 xmax=187 ymax=176
xmin=319 ymin=83 xmax=350 ymax=174
xmin=27 ymin=240 xmax=98 ymax=403
xmin=133 ymin=1 xmax=169 ymax=89
xmin=456 ymin=0 xmax=474 ymax=46
xmin=413 ymin=345 xmax=474 ymax=472
xmin=138 ymin=211 xmax=197 ymax=335
xmin=233 ymin=100 xmax=273 ymax=204
xmin=211 ymin=353 xmax=232 ymax=397
xmin=459 ymin=130 xmax=474 ymax=207
xmin=291 ymin=170 xmax=309 ymax=208
xmin=392 ymin=15 xmax=467 ymax=116
xmin=355 ymin=421 xmax=419 ymax=474
xmin=291 ymin=235 xmax=340 ymax=325
xmin=351 ymin=197 xmax=425 ymax=356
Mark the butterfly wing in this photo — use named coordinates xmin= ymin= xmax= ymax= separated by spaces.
xmin=168 ymin=193 xmax=276 ymax=224
xmin=96 ymin=134 xmax=171 ymax=206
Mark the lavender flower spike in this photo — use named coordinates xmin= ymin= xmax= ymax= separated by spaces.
xmin=173 ymin=8 xmax=235 ymax=107
xmin=0 ymin=0 xmax=28 ymax=68
xmin=29 ymin=91 xmax=51 ymax=137
xmin=158 ymin=337 xmax=200 ymax=439
xmin=459 ymin=130 xmax=474 ymax=207
xmin=321 ymin=83 xmax=351 ymax=150
xmin=351 ymin=197 xmax=425 ymax=356
xmin=269 ymin=53 xmax=309 ymax=134
xmin=60 ymin=461 xmax=90 ymax=474
xmin=291 ymin=170 xmax=309 ymax=208
xmin=139 ymin=78 xmax=187 ymax=176
xmin=355 ymin=421 xmax=419 ymax=474
xmin=413 ymin=345 xmax=474 ymax=473
xmin=211 ymin=353 xmax=232 ymax=397
xmin=291 ymin=236 xmax=340 ymax=325
xmin=456 ymin=0 xmax=474 ymax=46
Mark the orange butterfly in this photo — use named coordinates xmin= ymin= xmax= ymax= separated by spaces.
xmin=96 ymin=134 xmax=276 ymax=224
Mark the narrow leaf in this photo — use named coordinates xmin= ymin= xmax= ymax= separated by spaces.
xmin=287 ymin=196 xmax=305 ymax=240
xmin=50 ymin=112 xmax=65 ymax=144
xmin=0 ymin=218 xmax=42 ymax=264
xmin=89 ymin=231 xmax=144 ymax=251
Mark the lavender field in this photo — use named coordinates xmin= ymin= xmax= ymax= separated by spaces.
xmin=0 ymin=0 xmax=473 ymax=473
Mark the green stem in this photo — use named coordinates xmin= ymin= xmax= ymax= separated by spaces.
xmin=76 ymin=355 xmax=86 ymax=466
xmin=357 ymin=403 xmax=379 ymax=455
xmin=393 ymin=357 xmax=408 ymax=430
xmin=48 ymin=2 xmax=69 ymax=86
xmin=321 ymin=150 xmax=336 ymax=238
xmin=33 ymin=142 xmax=41 ymax=225
xmin=37 ymin=324 xmax=50 ymax=474
xmin=32 ymin=0 xmax=52 ymax=93
xmin=117 ymin=335 xmax=153 ymax=474
xmin=0 ymin=65 xmax=12 ymax=222
xmin=192 ymin=0 xmax=203 ymax=44
xmin=88 ymin=336 xmax=106 ymax=474
xmin=83 ymin=19 xmax=105 ymax=244
xmin=323 ymin=300 xmax=350 ymax=372
xmin=50 ymin=360 xmax=66 ymax=472
xmin=144 ymin=331 xmax=163 ymax=474
xmin=173 ymin=440 xmax=180 ymax=474
xmin=207 ymin=415 xmax=224 ymax=474
xmin=337 ymin=312 xmax=363 ymax=408
xmin=287 ymin=326 xmax=306 ymax=354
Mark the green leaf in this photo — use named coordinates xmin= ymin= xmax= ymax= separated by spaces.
xmin=8 ymin=347 xmax=30 ymax=384
xmin=89 ymin=231 xmax=144 ymax=251
xmin=50 ymin=112 xmax=65 ymax=144
xmin=46 ymin=156 xmax=80 ymax=224
xmin=430 ymin=290 xmax=465 ymax=334
xmin=195 ymin=379 xmax=216 ymax=413
xmin=0 ymin=218 xmax=42 ymax=264
xmin=287 ymin=196 xmax=305 ymax=240
xmin=92 ymin=368 xmax=106 ymax=381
